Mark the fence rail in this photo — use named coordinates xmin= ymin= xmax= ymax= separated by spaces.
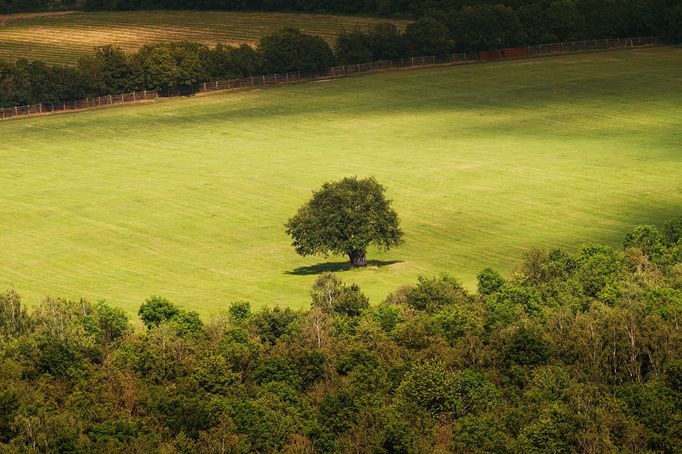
xmin=191 ymin=36 xmax=657 ymax=95
xmin=0 ymin=90 xmax=158 ymax=120
xmin=0 ymin=36 xmax=658 ymax=121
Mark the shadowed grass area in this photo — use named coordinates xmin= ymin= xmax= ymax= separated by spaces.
xmin=0 ymin=47 xmax=680 ymax=316
xmin=285 ymin=260 xmax=403 ymax=275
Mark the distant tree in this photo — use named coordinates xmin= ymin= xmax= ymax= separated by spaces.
xmin=205 ymin=43 xmax=262 ymax=79
xmin=623 ymin=225 xmax=665 ymax=260
xmin=91 ymin=45 xmax=132 ymax=93
xmin=285 ymin=176 xmax=403 ymax=267
xmin=668 ymin=4 xmax=682 ymax=42
xmin=0 ymin=289 xmax=28 ymax=340
xmin=447 ymin=4 xmax=527 ymax=51
xmin=138 ymin=296 xmax=180 ymax=329
xmin=368 ymin=23 xmax=407 ymax=60
xmin=406 ymin=274 xmax=466 ymax=312
xmin=168 ymin=310 xmax=204 ymax=337
xmin=311 ymin=273 xmax=369 ymax=316
xmin=258 ymin=28 xmax=335 ymax=73
xmin=404 ymin=17 xmax=454 ymax=56
xmin=93 ymin=302 xmax=129 ymax=343
xmin=662 ymin=217 xmax=682 ymax=246
xmin=228 ymin=301 xmax=251 ymax=325
xmin=130 ymin=42 xmax=204 ymax=92
xmin=335 ymin=29 xmax=373 ymax=65
xmin=477 ymin=268 xmax=505 ymax=296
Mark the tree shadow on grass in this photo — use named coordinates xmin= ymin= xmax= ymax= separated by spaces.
xmin=285 ymin=260 xmax=403 ymax=276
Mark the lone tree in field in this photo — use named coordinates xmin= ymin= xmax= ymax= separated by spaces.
xmin=285 ymin=177 xmax=403 ymax=267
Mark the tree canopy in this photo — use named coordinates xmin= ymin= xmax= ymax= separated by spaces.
xmin=0 ymin=219 xmax=681 ymax=451
xmin=285 ymin=176 xmax=403 ymax=267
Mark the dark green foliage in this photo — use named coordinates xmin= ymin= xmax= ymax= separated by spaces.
xmin=446 ymin=4 xmax=527 ymax=52
xmin=505 ymin=327 xmax=550 ymax=367
xmin=138 ymin=296 xmax=180 ymax=328
xmin=204 ymin=43 xmax=262 ymax=79
xmin=259 ymin=28 xmax=335 ymax=73
xmin=88 ymin=419 xmax=139 ymax=447
xmin=168 ymin=310 xmax=204 ymax=337
xmin=663 ymin=217 xmax=682 ymax=247
xmin=228 ymin=300 xmax=251 ymax=324
xmin=576 ymin=245 xmax=623 ymax=298
xmin=297 ymin=349 xmax=326 ymax=388
xmin=286 ymin=177 xmax=403 ymax=267
xmin=624 ymin=225 xmax=665 ymax=260
xmin=192 ymin=355 xmax=241 ymax=394
xmin=404 ymin=17 xmax=454 ymax=56
xmin=335 ymin=29 xmax=373 ymax=65
xmin=311 ymin=273 xmax=369 ymax=316
xmin=0 ymin=220 xmax=680 ymax=451
xmin=372 ymin=302 xmax=402 ymax=332
xmin=130 ymin=41 xmax=205 ymax=92
xmin=368 ymin=23 xmax=407 ymax=60
xmin=253 ymin=356 xmax=302 ymax=388
xmin=0 ymin=390 xmax=19 ymax=443
xmin=250 ymin=306 xmax=301 ymax=345
xmin=405 ymin=274 xmax=466 ymax=313
xmin=155 ymin=394 xmax=218 ymax=438
xmin=0 ymin=290 xmax=28 ymax=340
xmin=477 ymin=267 xmax=505 ymax=295
xmin=396 ymin=362 xmax=458 ymax=415
xmin=664 ymin=359 xmax=682 ymax=392
xmin=93 ymin=302 xmax=129 ymax=343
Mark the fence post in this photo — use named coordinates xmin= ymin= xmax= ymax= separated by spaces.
xmin=15 ymin=106 xmax=18 ymax=116
xmin=1 ymin=107 xmax=4 ymax=119
xmin=39 ymin=103 xmax=42 ymax=114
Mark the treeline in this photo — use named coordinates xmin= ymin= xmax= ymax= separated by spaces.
xmin=1 ymin=219 xmax=681 ymax=452
xmin=3 ymin=0 xmax=682 ymax=40
xmin=0 ymin=15 xmax=674 ymax=109
xmin=0 ymin=29 xmax=332 ymax=107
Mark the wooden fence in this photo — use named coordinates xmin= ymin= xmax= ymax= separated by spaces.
xmin=0 ymin=36 xmax=658 ymax=121
xmin=0 ymin=90 xmax=158 ymax=120
xmin=193 ymin=36 xmax=658 ymax=95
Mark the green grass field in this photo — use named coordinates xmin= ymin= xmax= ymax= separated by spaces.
xmin=1 ymin=47 xmax=681 ymax=316
xmin=0 ymin=11 xmax=406 ymax=65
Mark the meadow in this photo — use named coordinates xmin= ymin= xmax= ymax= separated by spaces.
xmin=0 ymin=11 xmax=407 ymax=65
xmin=1 ymin=47 xmax=681 ymax=316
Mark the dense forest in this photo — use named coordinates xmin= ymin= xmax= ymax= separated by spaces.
xmin=1 ymin=219 xmax=681 ymax=452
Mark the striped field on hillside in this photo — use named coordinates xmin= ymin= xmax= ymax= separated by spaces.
xmin=1 ymin=47 xmax=680 ymax=316
xmin=0 ymin=11 xmax=407 ymax=65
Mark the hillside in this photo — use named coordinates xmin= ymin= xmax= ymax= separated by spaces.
xmin=0 ymin=47 xmax=681 ymax=315
xmin=0 ymin=11 xmax=407 ymax=65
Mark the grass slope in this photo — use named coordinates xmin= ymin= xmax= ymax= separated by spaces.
xmin=0 ymin=11 xmax=406 ymax=65
xmin=1 ymin=48 xmax=681 ymax=316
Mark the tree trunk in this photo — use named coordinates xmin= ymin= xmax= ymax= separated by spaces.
xmin=348 ymin=250 xmax=367 ymax=267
